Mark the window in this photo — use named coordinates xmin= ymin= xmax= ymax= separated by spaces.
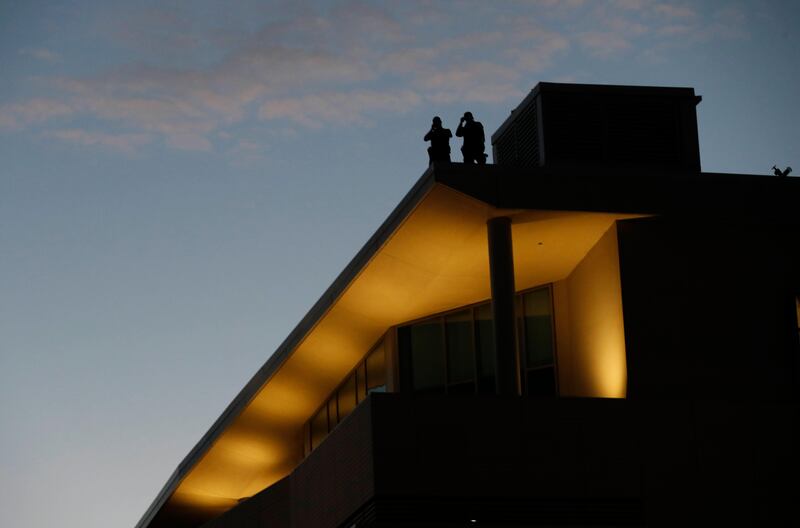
xmin=398 ymin=285 xmax=556 ymax=397
xmin=409 ymin=319 xmax=446 ymax=393
xmin=356 ymin=363 xmax=367 ymax=401
xmin=399 ymin=302 xmax=496 ymax=395
xmin=310 ymin=406 xmax=328 ymax=450
xmin=327 ymin=398 xmax=338 ymax=429
xmin=337 ymin=372 xmax=357 ymax=421
xmin=306 ymin=336 xmax=386 ymax=453
xmin=520 ymin=287 xmax=557 ymax=396
xmin=365 ymin=342 xmax=387 ymax=393
xmin=474 ymin=303 xmax=496 ymax=394
xmin=446 ymin=310 xmax=476 ymax=394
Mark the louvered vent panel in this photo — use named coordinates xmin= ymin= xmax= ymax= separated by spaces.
xmin=493 ymin=98 xmax=540 ymax=167
xmin=493 ymin=125 xmax=518 ymax=166
xmin=512 ymin=99 xmax=539 ymax=166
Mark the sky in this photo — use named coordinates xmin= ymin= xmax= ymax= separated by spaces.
xmin=1 ymin=1 xmax=798 ymax=527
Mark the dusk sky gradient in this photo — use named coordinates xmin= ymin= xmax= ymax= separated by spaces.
xmin=1 ymin=1 xmax=799 ymax=527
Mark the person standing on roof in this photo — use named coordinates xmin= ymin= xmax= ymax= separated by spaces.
xmin=456 ymin=111 xmax=487 ymax=165
xmin=424 ymin=116 xmax=452 ymax=165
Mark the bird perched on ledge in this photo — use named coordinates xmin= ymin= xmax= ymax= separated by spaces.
xmin=772 ymin=165 xmax=792 ymax=177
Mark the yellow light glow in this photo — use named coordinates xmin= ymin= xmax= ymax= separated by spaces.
xmin=579 ymin=313 xmax=628 ymax=398
xmin=555 ymin=224 xmax=628 ymax=398
xmin=170 ymin=489 xmax=239 ymax=510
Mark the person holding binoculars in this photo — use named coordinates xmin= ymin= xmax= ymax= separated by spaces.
xmin=456 ymin=111 xmax=487 ymax=165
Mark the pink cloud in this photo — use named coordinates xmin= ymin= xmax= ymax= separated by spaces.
xmin=654 ymin=3 xmax=696 ymax=19
xmin=579 ymin=32 xmax=631 ymax=58
xmin=610 ymin=0 xmax=651 ymax=10
xmin=0 ymin=0 xmax=753 ymax=155
xmin=0 ymin=99 xmax=74 ymax=129
xmin=47 ymin=129 xmax=152 ymax=153
xmin=19 ymin=48 xmax=60 ymax=62
xmin=259 ymin=90 xmax=422 ymax=128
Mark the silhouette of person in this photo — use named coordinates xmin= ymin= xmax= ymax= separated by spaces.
xmin=424 ymin=116 xmax=452 ymax=165
xmin=456 ymin=111 xmax=487 ymax=165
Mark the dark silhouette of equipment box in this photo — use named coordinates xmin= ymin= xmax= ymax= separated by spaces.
xmin=491 ymin=82 xmax=702 ymax=172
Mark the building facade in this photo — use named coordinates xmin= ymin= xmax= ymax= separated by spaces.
xmin=137 ymin=83 xmax=800 ymax=528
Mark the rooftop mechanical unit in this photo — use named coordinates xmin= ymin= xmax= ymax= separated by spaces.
xmin=491 ymin=82 xmax=703 ymax=172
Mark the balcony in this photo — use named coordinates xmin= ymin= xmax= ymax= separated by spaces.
xmin=203 ymin=393 xmax=794 ymax=527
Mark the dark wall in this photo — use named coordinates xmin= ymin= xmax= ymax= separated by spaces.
xmin=617 ymin=216 xmax=800 ymax=402
xmin=291 ymin=393 xmax=375 ymax=528
xmin=367 ymin=394 xmax=797 ymax=527
xmin=370 ymin=395 xmax=642 ymax=521
xmin=200 ymin=393 xmax=798 ymax=527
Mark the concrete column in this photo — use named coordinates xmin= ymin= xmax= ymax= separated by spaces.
xmin=487 ymin=216 xmax=519 ymax=395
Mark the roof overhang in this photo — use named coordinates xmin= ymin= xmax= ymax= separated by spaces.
xmin=138 ymin=164 xmax=800 ymax=527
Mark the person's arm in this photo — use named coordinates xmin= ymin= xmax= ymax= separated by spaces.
xmin=455 ymin=121 xmax=465 ymax=137
xmin=424 ymin=129 xmax=433 ymax=141
xmin=446 ymin=128 xmax=452 ymax=138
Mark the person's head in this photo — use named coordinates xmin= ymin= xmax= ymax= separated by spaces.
xmin=432 ymin=116 xmax=442 ymax=128
xmin=463 ymin=112 xmax=474 ymax=122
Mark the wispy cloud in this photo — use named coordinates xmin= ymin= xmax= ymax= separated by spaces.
xmin=0 ymin=0 xmax=753 ymax=154
xmin=259 ymin=89 xmax=422 ymax=128
xmin=579 ymin=32 xmax=632 ymax=58
xmin=46 ymin=129 xmax=152 ymax=153
xmin=708 ymin=6 xmax=750 ymax=40
xmin=654 ymin=3 xmax=696 ymax=19
xmin=416 ymin=62 xmax=524 ymax=104
xmin=19 ymin=48 xmax=60 ymax=62
xmin=0 ymin=99 xmax=73 ymax=129
xmin=610 ymin=0 xmax=651 ymax=10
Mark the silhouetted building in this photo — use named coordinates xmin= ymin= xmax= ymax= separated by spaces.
xmin=136 ymin=83 xmax=800 ymax=528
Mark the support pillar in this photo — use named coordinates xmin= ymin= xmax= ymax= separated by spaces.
xmin=487 ymin=216 xmax=519 ymax=396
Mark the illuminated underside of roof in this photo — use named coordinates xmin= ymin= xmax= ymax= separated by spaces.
xmin=140 ymin=163 xmax=738 ymax=528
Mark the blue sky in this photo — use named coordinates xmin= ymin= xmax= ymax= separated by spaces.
xmin=1 ymin=1 xmax=798 ymax=527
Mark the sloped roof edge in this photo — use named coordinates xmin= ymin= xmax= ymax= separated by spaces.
xmin=135 ymin=167 xmax=439 ymax=528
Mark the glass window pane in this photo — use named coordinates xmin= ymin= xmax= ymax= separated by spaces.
xmin=410 ymin=320 xmax=446 ymax=393
xmin=327 ymin=397 xmax=338 ymax=429
xmin=523 ymin=288 xmax=554 ymax=368
xmin=356 ymin=363 xmax=367 ymax=401
xmin=310 ymin=406 xmax=328 ymax=450
xmin=474 ymin=303 xmax=496 ymax=394
xmin=366 ymin=341 xmax=386 ymax=392
xmin=337 ymin=372 xmax=357 ymax=420
xmin=445 ymin=309 xmax=475 ymax=391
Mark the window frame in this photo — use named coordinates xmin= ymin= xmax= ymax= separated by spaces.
xmin=402 ymin=302 xmax=487 ymax=396
xmin=306 ymin=334 xmax=386 ymax=453
xmin=517 ymin=284 xmax=559 ymax=397
xmin=397 ymin=283 xmax=559 ymax=397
